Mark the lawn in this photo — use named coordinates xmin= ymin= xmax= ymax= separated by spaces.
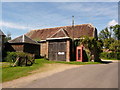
xmin=2 ymin=58 xmax=102 ymax=82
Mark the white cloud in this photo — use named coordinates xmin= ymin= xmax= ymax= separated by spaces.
xmin=0 ymin=21 xmax=30 ymax=30
xmin=57 ymin=3 xmax=117 ymax=18
xmin=107 ymin=19 xmax=118 ymax=27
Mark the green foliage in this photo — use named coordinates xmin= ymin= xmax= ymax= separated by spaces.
xmin=74 ymin=39 xmax=80 ymax=47
xmin=109 ymin=40 xmax=120 ymax=51
xmin=75 ymin=36 xmax=103 ymax=62
xmin=103 ymin=38 xmax=115 ymax=49
xmin=79 ymin=36 xmax=103 ymax=53
xmin=99 ymin=28 xmax=111 ymax=40
xmin=99 ymin=24 xmax=120 ymax=51
xmin=100 ymin=52 xmax=120 ymax=60
xmin=5 ymin=52 xmax=17 ymax=62
xmin=110 ymin=24 xmax=120 ymax=40
xmin=5 ymin=52 xmax=35 ymax=66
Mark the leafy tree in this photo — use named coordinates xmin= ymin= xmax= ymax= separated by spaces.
xmin=103 ymin=38 xmax=115 ymax=49
xmin=79 ymin=36 xmax=103 ymax=62
xmin=109 ymin=40 xmax=120 ymax=52
xmin=99 ymin=28 xmax=111 ymax=40
xmin=99 ymin=25 xmax=120 ymax=50
xmin=110 ymin=24 xmax=120 ymax=40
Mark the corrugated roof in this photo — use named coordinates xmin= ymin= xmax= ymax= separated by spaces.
xmin=26 ymin=24 xmax=96 ymax=41
xmin=9 ymin=35 xmax=37 ymax=44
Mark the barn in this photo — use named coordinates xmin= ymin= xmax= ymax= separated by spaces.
xmin=25 ymin=24 xmax=97 ymax=62
xmin=46 ymin=28 xmax=71 ymax=61
xmin=5 ymin=35 xmax=40 ymax=57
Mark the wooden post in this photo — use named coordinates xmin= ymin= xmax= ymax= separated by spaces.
xmin=66 ymin=40 xmax=70 ymax=62
xmin=13 ymin=57 xmax=19 ymax=67
xmin=25 ymin=56 xmax=27 ymax=66
xmin=46 ymin=41 xmax=49 ymax=59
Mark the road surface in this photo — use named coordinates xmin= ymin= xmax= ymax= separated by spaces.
xmin=20 ymin=62 xmax=118 ymax=88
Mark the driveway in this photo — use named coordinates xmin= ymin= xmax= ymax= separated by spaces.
xmin=3 ymin=61 xmax=118 ymax=88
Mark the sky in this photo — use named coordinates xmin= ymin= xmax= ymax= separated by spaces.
xmin=0 ymin=1 xmax=119 ymax=39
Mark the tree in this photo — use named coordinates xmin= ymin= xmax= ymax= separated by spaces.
xmin=98 ymin=25 xmax=119 ymax=49
xmin=79 ymin=36 xmax=103 ymax=62
xmin=110 ymin=24 xmax=120 ymax=40
xmin=109 ymin=40 xmax=120 ymax=52
xmin=103 ymin=38 xmax=115 ymax=49
xmin=99 ymin=28 xmax=111 ymax=40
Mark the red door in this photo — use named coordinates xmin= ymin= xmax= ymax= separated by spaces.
xmin=76 ymin=45 xmax=83 ymax=62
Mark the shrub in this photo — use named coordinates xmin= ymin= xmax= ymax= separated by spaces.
xmin=5 ymin=52 xmax=17 ymax=62
xmin=100 ymin=52 xmax=120 ymax=60
xmin=5 ymin=52 xmax=35 ymax=66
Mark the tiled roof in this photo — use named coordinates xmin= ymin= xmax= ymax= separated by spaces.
xmin=9 ymin=35 xmax=37 ymax=44
xmin=49 ymin=28 xmax=69 ymax=38
xmin=26 ymin=24 xmax=97 ymax=41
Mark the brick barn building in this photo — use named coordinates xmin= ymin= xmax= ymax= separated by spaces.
xmin=25 ymin=24 xmax=97 ymax=62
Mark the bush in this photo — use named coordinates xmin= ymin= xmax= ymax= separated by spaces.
xmin=5 ymin=52 xmax=17 ymax=62
xmin=5 ymin=52 xmax=35 ymax=66
xmin=100 ymin=52 xmax=120 ymax=60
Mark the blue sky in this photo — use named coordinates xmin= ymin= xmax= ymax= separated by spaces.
xmin=1 ymin=2 xmax=118 ymax=39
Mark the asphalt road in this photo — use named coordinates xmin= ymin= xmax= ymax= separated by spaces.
xmin=21 ymin=62 xmax=118 ymax=88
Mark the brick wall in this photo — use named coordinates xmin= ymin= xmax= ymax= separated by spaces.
xmin=40 ymin=42 xmax=47 ymax=57
xmin=66 ymin=40 xmax=70 ymax=62
xmin=11 ymin=45 xmax=24 ymax=52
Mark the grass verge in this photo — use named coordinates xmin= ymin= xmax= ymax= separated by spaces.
xmin=2 ymin=58 xmax=102 ymax=82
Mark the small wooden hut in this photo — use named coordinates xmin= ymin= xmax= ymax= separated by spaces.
xmin=5 ymin=35 xmax=40 ymax=57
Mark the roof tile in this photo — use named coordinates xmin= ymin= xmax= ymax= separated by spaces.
xmin=26 ymin=24 xmax=96 ymax=41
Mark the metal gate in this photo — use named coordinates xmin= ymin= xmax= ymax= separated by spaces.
xmin=48 ymin=41 xmax=66 ymax=61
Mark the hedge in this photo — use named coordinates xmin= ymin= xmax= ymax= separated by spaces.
xmin=100 ymin=52 xmax=120 ymax=60
xmin=5 ymin=52 xmax=35 ymax=66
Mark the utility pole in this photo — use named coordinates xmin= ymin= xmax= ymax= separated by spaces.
xmin=72 ymin=16 xmax=74 ymax=26
xmin=72 ymin=16 xmax=74 ymax=39
xmin=72 ymin=16 xmax=75 ymax=61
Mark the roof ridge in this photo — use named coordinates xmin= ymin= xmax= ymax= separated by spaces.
xmin=25 ymin=23 xmax=96 ymax=40
xmin=29 ymin=24 xmax=92 ymax=32
xmin=49 ymin=28 xmax=69 ymax=38
xmin=24 ymin=35 xmax=37 ymax=43
xmin=8 ymin=35 xmax=21 ymax=42
xmin=9 ymin=35 xmax=37 ymax=44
